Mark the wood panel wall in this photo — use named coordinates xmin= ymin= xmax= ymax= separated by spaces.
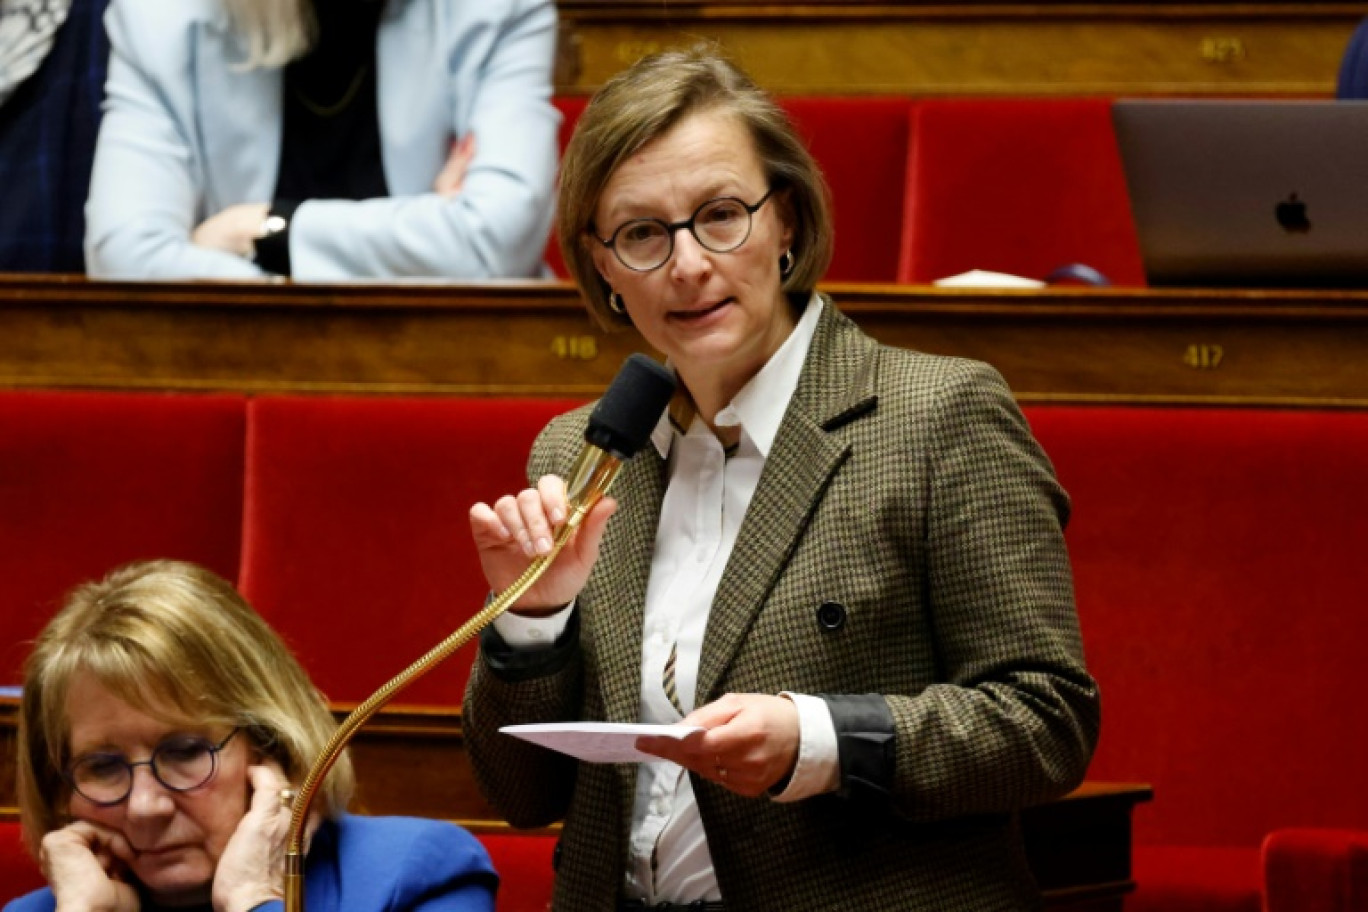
xmin=554 ymin=2 xmax=1368 ymax=97
xmin=2 ymin=276 xmax=1367 ymax=407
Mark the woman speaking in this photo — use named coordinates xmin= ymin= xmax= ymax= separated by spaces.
xmin=462 ymin=46 xmax=1101 ymax=912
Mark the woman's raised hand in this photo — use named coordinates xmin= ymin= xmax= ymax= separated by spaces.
xmin=212 ymin=762 xmax=317 ymax=912
xmin=41 ymin=819 xmax=138 ymax=912
xmin=469 ymin=474 xmax=618 ymax=615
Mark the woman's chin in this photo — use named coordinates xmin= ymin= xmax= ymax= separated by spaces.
xmin=134 ymin=855 xmax=215 ymax=907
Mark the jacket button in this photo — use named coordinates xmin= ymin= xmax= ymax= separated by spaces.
xmin=816 ymin=601 xmax=846 ymax=631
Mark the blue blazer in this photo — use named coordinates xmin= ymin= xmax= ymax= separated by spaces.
xmin=4 ymin=814 xmax=498 ymax=912
xmin=84 ymin=0 xmax=559 ymax=280
xmin=0 ymin=0 xmax=109 ymax=273
xmin=1339 ymin=17 xmax=1368 ymax=99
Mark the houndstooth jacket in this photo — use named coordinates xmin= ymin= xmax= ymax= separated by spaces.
xmin=463 ymin=298 xmax=1101 ymax=912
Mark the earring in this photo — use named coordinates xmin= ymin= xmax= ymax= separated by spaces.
xmin=780 ymin=249 xmax=795 ymax=278
xmin=608 ymin=290 xmax=626 ymax=315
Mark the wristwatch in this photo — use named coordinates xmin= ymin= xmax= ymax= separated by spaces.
xmin=252 ymin=207 xmax=293 ymax=275
xmin=258 ymin=214 xmax=288 ymax=243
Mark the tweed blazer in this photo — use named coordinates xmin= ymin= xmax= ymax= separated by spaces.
xmin=463 ymin=299 xmax=1101 ymax=912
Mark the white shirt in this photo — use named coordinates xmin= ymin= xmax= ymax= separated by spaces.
xmin=495 ymin=294 xmax=839 ymax=903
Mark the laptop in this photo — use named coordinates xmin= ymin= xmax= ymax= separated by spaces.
xmin=1112 ymin=99 xmax=1368 ymax=288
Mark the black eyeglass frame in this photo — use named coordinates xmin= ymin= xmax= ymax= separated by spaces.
xmin=63 ymin=727 xmax=241 ymax=807
xmin=592 ymin=187 xmax=776 ymax=273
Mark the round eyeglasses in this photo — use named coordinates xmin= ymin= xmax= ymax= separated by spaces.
xmin=593 ymin=188 xmax=775 ymax=272
xmin=64 ymin=728 xmax=240 ymax=806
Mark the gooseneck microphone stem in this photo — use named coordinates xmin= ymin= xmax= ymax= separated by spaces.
xmin=282 ymin=352 xmax=676 ymax=912
xmin=283 ymin=441 xmax=624 ymax=912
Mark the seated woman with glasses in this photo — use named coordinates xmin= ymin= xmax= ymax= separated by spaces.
xmin=461 ymin=45 xmax=1099 ymax=912
xmin=6 ymin=559 xmax=496 ymax=912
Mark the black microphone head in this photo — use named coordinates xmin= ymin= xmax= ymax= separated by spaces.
xmin=585 ymin=353 xmax=677 ymax=459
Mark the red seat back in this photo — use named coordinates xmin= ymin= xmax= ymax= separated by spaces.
xmin=545 ymin=97 xmax=590 ymax=279
xmin=1025 ymin=406 xmax=1368 ymax=848
xmin=900 ymin=99 xmax=1145 ymax=286
xmin=0 ymin=391 xmax=246 ymax=687
xmin=238 ymin=396 xmax=580 ymax=707
xmin=781 ymin=96 xmax=915 ymax=283
xmin=0 ymin=820 xmax=46 ymax=901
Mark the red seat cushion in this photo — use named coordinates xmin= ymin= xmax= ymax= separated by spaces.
xmin=1263 ymin=828 xmax=1368 ymax=912
xmin=0 ymin=391 xmax=246 ymax=686
xmin=1131 ymin=845 xmax=1261 ymax=912
xmin=900 ymin=98 xmax=1144 ymax=286
xmin=781 ymin=96 xmax=915 ymax=283
xmin=238 ymin=396 xmax=580 ymax=707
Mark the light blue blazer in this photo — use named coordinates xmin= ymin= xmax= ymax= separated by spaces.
xmin=84 ymin=0 xmax=559 ymax=280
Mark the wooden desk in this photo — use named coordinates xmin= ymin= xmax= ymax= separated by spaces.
xmin=554 ymin=1 xmax=1364 ymax=97
xmin=0 ymin=698 xmax=1149 ymax=910
xmin=2 ymin=274 xmax=1366 ymax=407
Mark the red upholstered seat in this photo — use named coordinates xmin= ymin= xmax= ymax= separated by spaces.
xmin=781 ymin=97 xmax=916 ymax=283
xmin=238 ymin=396 xmax=581 ymax=707
xmin=1024 ymin=406 xmax=1368 ymax=910
xmin=479 ymin=832 xmax=557 ymax=912
xmin=0 ymin=391 xmax=246 ymax=687
xmin=1262 ymin=828 xmax=1368 ymax=912
xmin=1131 ymin=846 xmax=1261 ymax=912
xmin=0 ymin=820 xmax=46 ymax=901
xmin=899 ymin=98 xmax=1145 ymax=286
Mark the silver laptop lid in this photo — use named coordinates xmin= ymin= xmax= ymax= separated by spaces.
xmin=1113 ymin=99 xmax=1368 ymax=288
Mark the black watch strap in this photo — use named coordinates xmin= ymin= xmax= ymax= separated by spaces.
xmin=253 ymin=199 xmax=301 ymax=276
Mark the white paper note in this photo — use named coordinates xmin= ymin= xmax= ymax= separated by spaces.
xmin=499 ymin=722 xmax=705 ymax=763
xmin=932 ymin=269 xmax=1046 ymax=289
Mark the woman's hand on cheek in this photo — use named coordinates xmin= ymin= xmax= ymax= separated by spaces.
xmin=42 ymin=819 xmax=138 ymax=912
xmin=212 ymin=762 xmax=310 ymax=912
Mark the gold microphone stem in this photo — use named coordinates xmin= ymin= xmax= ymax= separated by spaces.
xmin=283 ymin=445 xmax=621 ymax=912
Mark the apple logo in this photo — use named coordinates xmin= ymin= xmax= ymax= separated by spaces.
xmin=1275 ymin=192 xmax=1311 ymax=234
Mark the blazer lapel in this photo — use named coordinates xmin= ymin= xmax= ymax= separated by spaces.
xmin=577 ymin=447 xmax=668 ymax=813
xmin=696 ymin=301 xmax=880 ymax=703
xmin=581 ymin=447 xmax=667 ymax=726
xmin=193 ymin=20 xmax=281 ymax=213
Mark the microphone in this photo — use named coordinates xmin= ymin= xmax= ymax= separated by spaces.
xmin=564 ymin=352 xmax=677 ymax=525
xmin=283 ymin=353 xmax=675 ymax=912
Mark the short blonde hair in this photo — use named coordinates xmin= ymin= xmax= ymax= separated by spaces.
xmin=223 ymin=0 xmax=316 ymax=69
xmin=557 ymin=45 xmax=834 ymax=330
xmin=17 ymin=560 xmax=354 ymax=857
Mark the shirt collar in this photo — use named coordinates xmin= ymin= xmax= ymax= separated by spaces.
xmin=649 ymin=293 xmax=824 ymax=459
